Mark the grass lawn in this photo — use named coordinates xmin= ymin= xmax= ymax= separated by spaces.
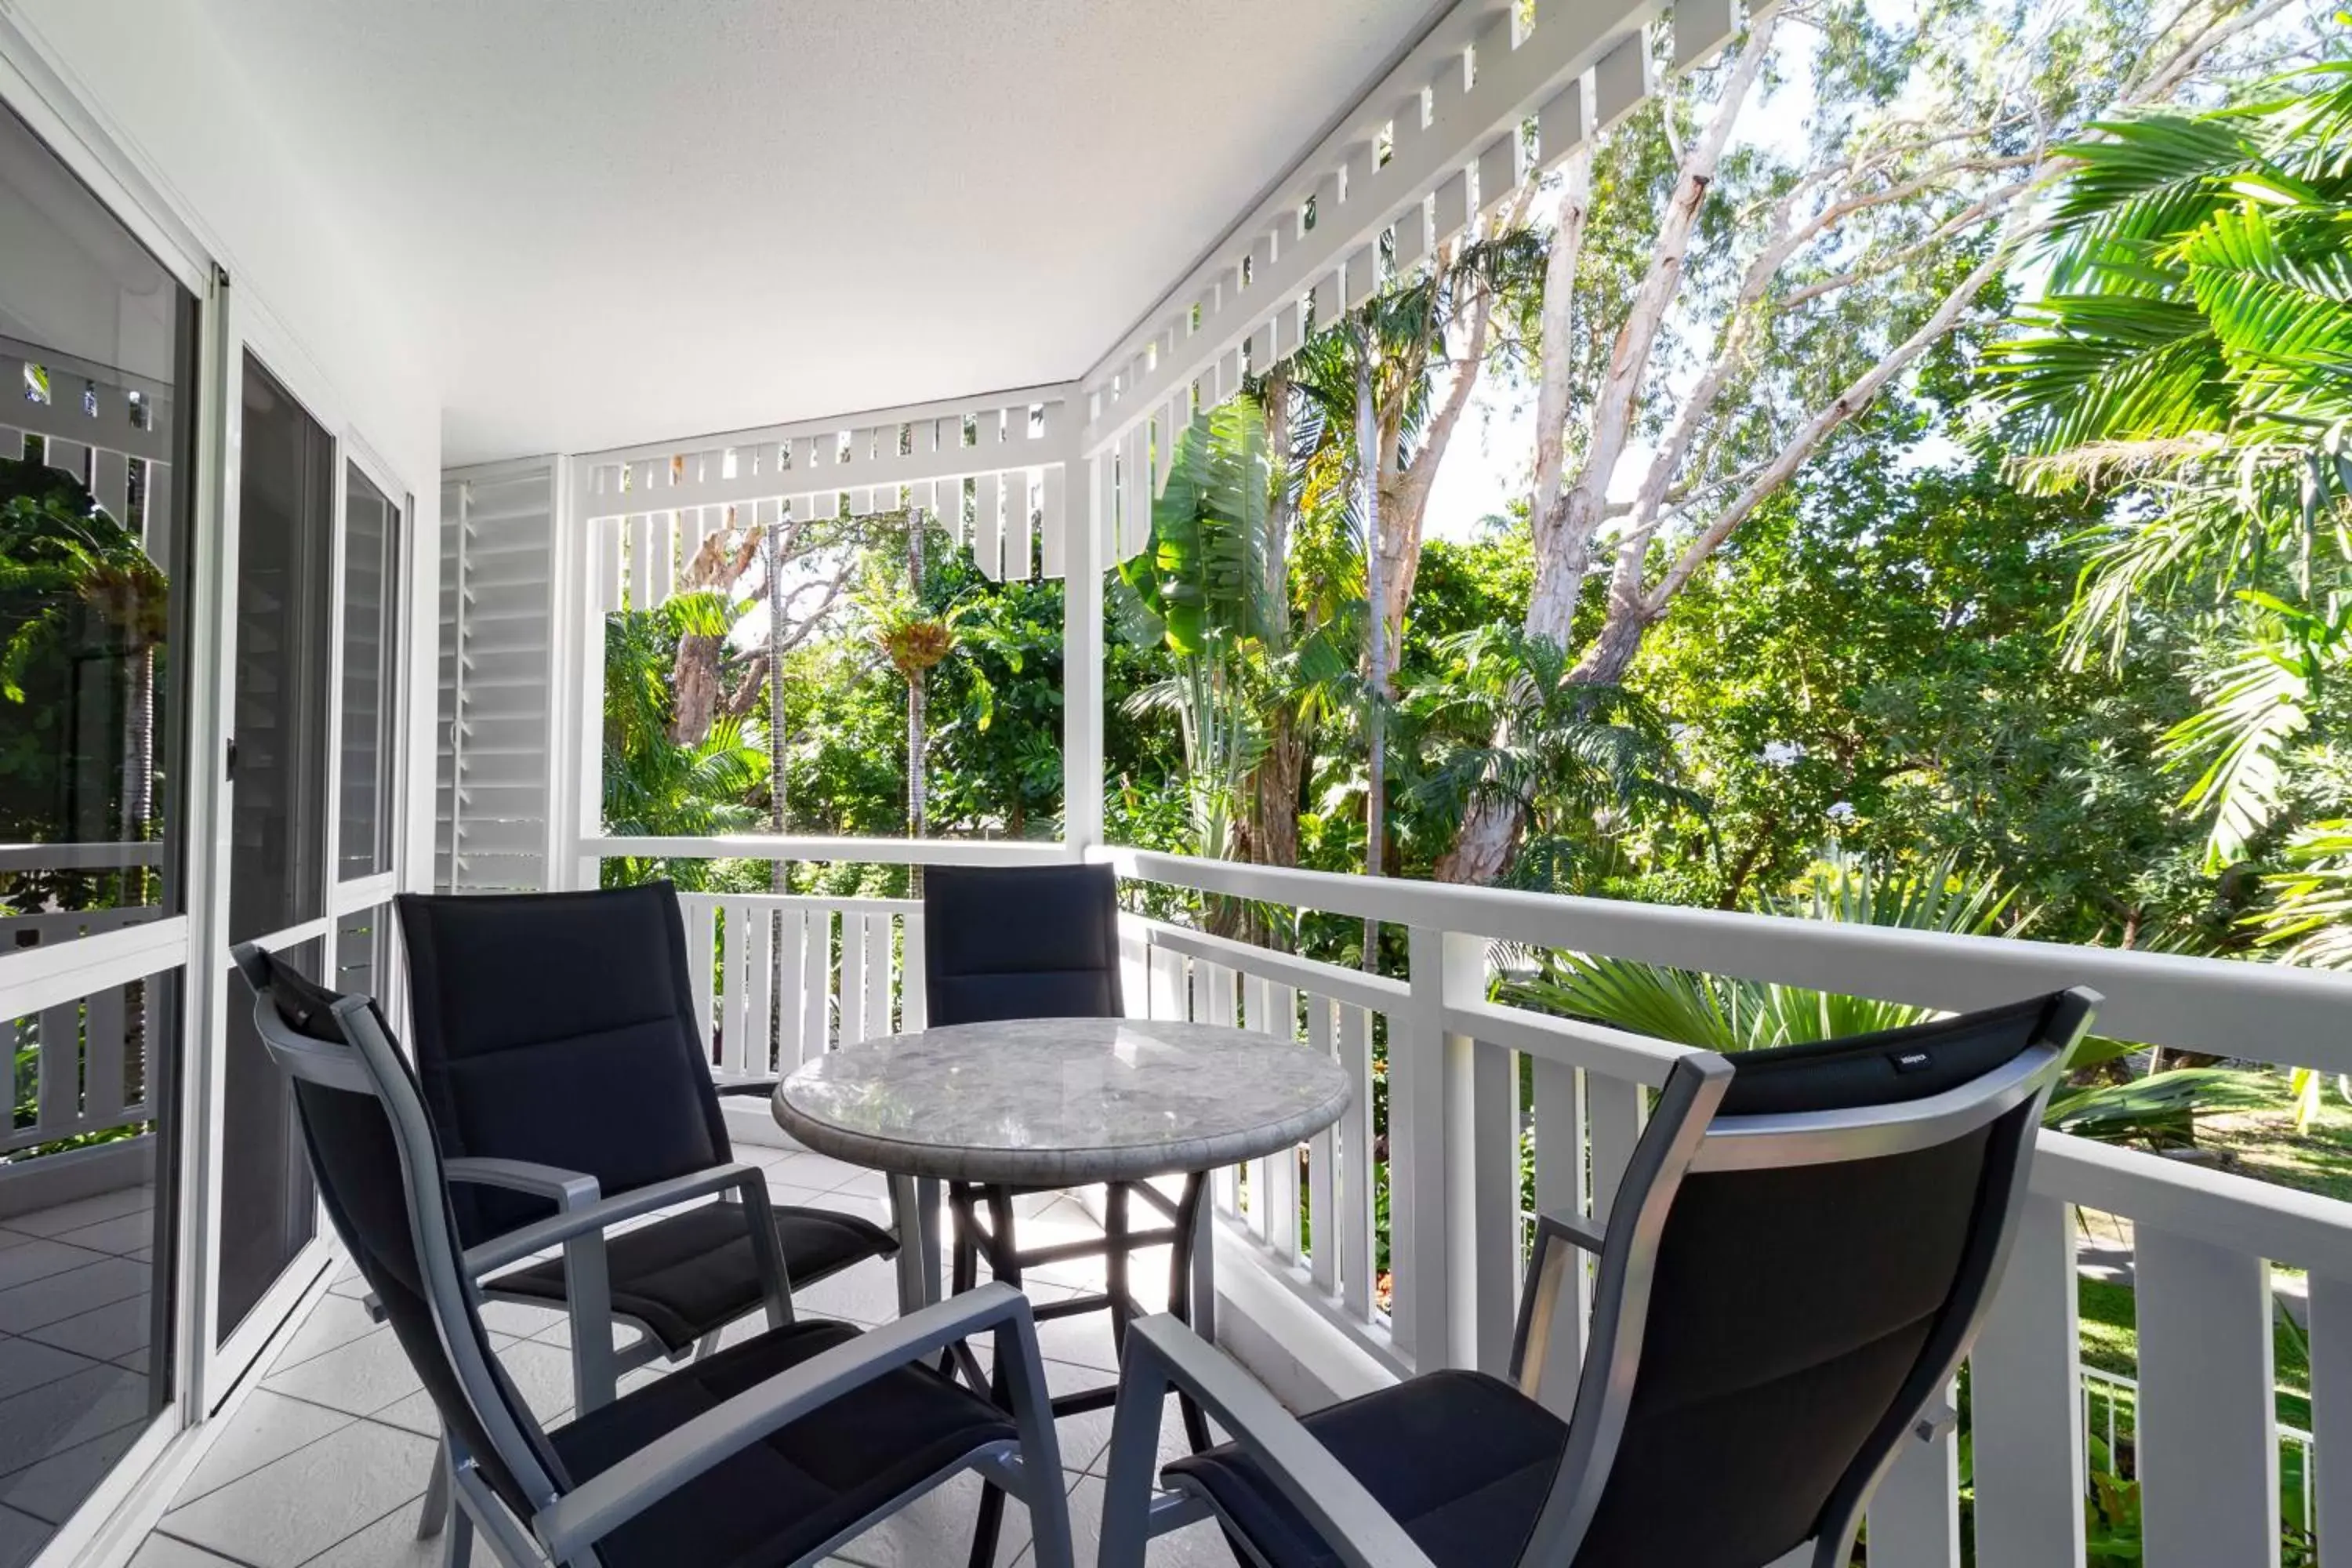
xmin=2197 ymin=1066 xmax=2352 ymax=1205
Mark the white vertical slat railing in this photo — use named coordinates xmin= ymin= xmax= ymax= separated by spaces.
xmin=1099 ymin=845 xmax=2352 ymax=1567
xmin=1123 ymin=916 xmax=1408 ymax=1369
xmin=1 ymin=905 xmax=160 ymax=1156
xmin=673 ymin=893 xmax=922 ymax=1075
xmin=627 ymin=846 xmax=2352 ymax=1565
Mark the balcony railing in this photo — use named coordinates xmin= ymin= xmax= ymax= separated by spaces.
xmin=2 ymin=896 xmax=160 ymax=1160
xmin=615 ymin=835 xmax=2349 ymax=1568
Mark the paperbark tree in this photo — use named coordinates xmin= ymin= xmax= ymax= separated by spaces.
xmin=1437 ymin=0 xmax=2302 ymax=884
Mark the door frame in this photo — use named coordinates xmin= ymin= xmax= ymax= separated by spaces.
xmin=0 ymin=24 xmax=430 ymax=1559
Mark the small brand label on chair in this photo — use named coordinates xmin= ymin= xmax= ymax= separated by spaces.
xmin=1890 ymin=1050 xmax=1933 ymax=1074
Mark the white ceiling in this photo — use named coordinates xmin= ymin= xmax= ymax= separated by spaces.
xmin=190 ymin=0 xmax=1443 ymax=466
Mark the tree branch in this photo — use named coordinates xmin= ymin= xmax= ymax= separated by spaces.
xmin=1643 ymin=242 xmax=2015 ymax=614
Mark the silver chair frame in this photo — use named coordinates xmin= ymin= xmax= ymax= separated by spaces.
xmin=234 ymin=946 xmax=1076 ymax=1568
xmin=1098 ymin=987 xmax=2098 ymax=1568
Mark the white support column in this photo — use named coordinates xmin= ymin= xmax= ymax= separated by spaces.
xmin=1062 ymin=453 xmax=1105 ymax=851
xmin=2136 ymin=1225 xmax=2280 ymax=1568
xmin=1969 ymin=1192 xmax=2085 ymax=1568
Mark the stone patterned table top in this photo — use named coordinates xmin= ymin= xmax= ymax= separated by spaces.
xmin=772 ymin=1017 xmax=1352 ymax=1185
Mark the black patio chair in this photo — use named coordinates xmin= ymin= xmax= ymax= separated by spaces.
xmin=923 ymin=862 xmax=1203 ymax=1565
xmin=394 ymin=884 xmax=901 ymax=1413
xmin=231 ymin=942 xmax=1074 ymax=1568
xmin=922 ymin=862 xmax=1124 ymax=1024
xmin=1096 ymin=988 xmax=2099 ymax=1568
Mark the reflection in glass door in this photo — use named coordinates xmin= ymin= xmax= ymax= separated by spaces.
xmin=214 ymin=356 xmax=333 ymax=1342
xmin=0 ymin=96 xmax=196 ymax=1558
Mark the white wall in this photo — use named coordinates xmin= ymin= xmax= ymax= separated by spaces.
xmin=6 ymin=0 xmax=438 ymax=485
xmin=5 ymin=0 xmax=448 ymax=890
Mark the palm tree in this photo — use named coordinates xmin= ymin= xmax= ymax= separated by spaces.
xmin=1284 ymin=229 xmax=1546 ymax=899
xmin=1987 ymin=63 xmax=2352 ymax=953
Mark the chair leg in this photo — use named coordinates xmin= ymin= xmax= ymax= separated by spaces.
xmin=418 ymin=1431 xmax=452 ymax=1539
xmin=967 ymin=1479 xmax=1007 ymax=1568
xmin=440 ymin=1493 xmax=474 ymax=1568
xmin=965 ymin=1185 xmax=1023 ymax=1568
xmin=1105 ymin=1181 xmax=1133 ymax=1356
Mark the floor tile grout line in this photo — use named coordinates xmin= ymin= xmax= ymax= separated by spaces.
xmin=163 ymin=1403 xmax=364 ymax=1512
xmin=287 ymin=1486 xmax=428 ymax=1568
xmin=0 ymin=1331 xmax=125 ymax=1404
xmin=0 ymin=1251 xmax=152 ymax=1318
xmin=155 ymin=1524 xmax=268 ymax=1568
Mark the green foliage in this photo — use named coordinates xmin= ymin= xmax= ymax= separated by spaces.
xmin=1112 ymin=396 xmax=1285 ymax=860
xmin=0 ymin=453 xmax=167 ymax=916
xmin=601 ymin=595 xmax=768 ymax=890
xmin=1518 ymin=849 xmax=2256 ymax=1147
xmin=1989 ymin=60 xmax=2352 ymax=961
xmin=1632 ymin=434 xmax=2216 ymax=945
xmin=1396 ymin=626 xmax=1700 ymax=891
xmin=1515 ymin=852 xmax=2017 ymax=1051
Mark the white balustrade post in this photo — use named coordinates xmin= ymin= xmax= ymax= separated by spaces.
xmin=1471 ymin=1037 xmax=1519 ymax=1376
xmin=1969 ymin=1191 xmax=2085 ymax=1568
xmin=2310 ymin=1271 xmax=2352 ymax=1561
xmin=1400 ymin=927 xmax=1483 ymax=1373
xmin=1865 ymin=1377 xmax=1960 ymax=1568
xmin=2136 ymin=1225 xmax=2279 ymax=1568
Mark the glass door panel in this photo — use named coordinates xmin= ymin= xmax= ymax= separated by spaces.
xmin=212 ymin=941 xmax=314 ymax=1340
xmin=214 ymin=354 xmax=333 ymax=1345
xmin=225 ymin=359 xmax=332 ymax=944
xmin=0 ymin=96 xmax=194 ymax=1557
xmin=339 ymin=467 xmax=397 ymax=880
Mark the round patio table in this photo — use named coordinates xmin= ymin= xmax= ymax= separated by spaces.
xmin=771 ymin=1016 xmax=1352 ymax=1187
xmin=773 ymin=1016 xmax=1350 ymax=1477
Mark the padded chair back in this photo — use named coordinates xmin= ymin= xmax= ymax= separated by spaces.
xmin=397 ymin=883 xmax=731 ymax=1245
xmin=1532 ymin=990 xmax=2092 ymax=1568
xmin=922 ymin=863 xmax=1123 ymax=1026
xmin=230 ymin=946 xmax=568 ymax=1523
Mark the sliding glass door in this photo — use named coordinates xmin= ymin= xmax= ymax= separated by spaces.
xmin=0 ymin=94 xmax=198 ymax=1562
xmin=211 ymin=356 xmax=334 ymax=1344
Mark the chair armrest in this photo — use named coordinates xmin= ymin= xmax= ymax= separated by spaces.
xmin=533 ymin=1282 xmax=1062 ymax=1563
xmin=1533 ymin=1209 xmax=1605 ymax=1255
xmin=445 ymin=1157 xmax=601 ymax=1210
xmin=463 ymin=1163 xmax=768 ymax=1278
xmin=452 ymin=1158 xmax=628 ymax=1410
xmin=712 ymin=1073 xmax=781 ymax=1098
xmin=1510 ymin=1210 xmax=1604 ymax=1405
xmin=1097 ymin=1315 xmax=1436 ymax=1568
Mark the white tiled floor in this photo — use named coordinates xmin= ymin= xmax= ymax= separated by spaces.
xmin=136 ymin=1146 xmax=1238 ymax=1567
xmin=0 ymin=1182 xmax=163 ymax=1568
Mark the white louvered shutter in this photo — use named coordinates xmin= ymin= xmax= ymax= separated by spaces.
xmin=436 ymin=462 xmax=557 ymax=892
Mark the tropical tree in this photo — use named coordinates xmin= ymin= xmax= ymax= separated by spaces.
xmin=0 ymin=461 xmax=169 ymax=904
xmin=1112 ymin=397 xmax=1280 ymax=866
xmin=1396 ymin=625 xmax=1699 ymax=891
xmin=1439 ymin=0 xmax=2315 ymax=884
xmin=1988 ymin=57 xmax=2352 ymax=967
xmin=1287 ymin=230 xmax=1545 ymax=880
xmin=601 ymin=593 xmax=768 ymax=890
